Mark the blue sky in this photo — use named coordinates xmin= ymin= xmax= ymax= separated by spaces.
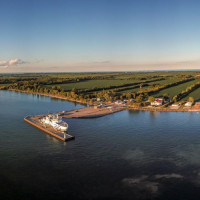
xmin=1 ymin=0 xmax=200 ymax=72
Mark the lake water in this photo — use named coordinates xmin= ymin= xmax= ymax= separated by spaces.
xmin=1 ymin=90 xmax=200 ymax=200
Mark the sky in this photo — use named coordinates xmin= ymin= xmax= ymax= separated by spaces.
xmin=1 ymin=0 xmax=200 ymax=73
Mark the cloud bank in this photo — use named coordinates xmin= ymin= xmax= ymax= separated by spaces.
xmin=0 ymin=59 xmax=26 ymax=68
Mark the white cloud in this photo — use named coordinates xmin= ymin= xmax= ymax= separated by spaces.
xmin=0 ymin=60 xmax=8 ymax=66
xmin=0 ymin=59 xmax=27 ymax=68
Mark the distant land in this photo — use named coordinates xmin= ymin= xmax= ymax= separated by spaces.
xmin=2 ymin=69 xmax=200 ymax=75
xmin=1 ymin=71 xmax=200 ymax=112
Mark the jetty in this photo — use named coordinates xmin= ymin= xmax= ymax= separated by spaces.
xmin=59 ymin=103 xmax=124 ymax=119
xmin=24 ymin=116 xmax=74 ymax=142
xmin=24 ymin=103 xmax=124 ymax=141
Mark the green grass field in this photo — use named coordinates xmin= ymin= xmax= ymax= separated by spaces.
xmin=43 ymin=79 xmax=139 ymax=91
xmin=119 ymin=78 xmax=182 ymax=94
xmin=182 ymin=87 xmax=200 ymax=102
xmin=45 ymin=77 xmax=182 ymax=94
xmin=152 ymin=79 xmax=199 ymax=98
xmin=148 ymin=78 xmax=182 ymax=85
xmin=3 ymin=71 xmax=200 ymax=103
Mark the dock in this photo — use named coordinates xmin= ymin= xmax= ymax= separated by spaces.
xmin=59 ymin=103 xmax=124 ymax=119
xmin=24 ymin=116 xmax=74 ymax=142
xmin=24 ymin=103 xmax=124 ymax=141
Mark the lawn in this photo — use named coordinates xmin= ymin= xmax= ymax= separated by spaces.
xmin=152 ymin=79 xmax=199 ymax=98
xmin=182 ymin=87 xmax=200 ymax=102
xmin=119 ymin=78 xmax=182 ymax=94
xmin=43 ymin=79 xmax=138 ymax=91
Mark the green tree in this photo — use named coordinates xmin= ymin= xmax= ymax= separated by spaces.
xmin=148 ymin=96 xmax=155 ymax=103
xmin=188 ymin=97 xmax=194 ymax=103
xmin=163 ymin=93 xmax=169 ymax=100
xmin=135 ymin=95 xmax=143 ymax=103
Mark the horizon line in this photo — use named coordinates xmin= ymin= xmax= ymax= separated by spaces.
xmin=1 ymin=69 xmax=200 ymax=74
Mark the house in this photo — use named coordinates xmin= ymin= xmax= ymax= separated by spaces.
xmin=185 ymin=102 xmax=193 ymax=107
xmin=129 ymin=98 xmax=135 ymax=102
xmin=170 ymin=103 xmax=180 ymax=109
xmin=151 ymin=98 xmax=163 ymax=106
xmin=151 ymin=101 xmax=162 ymax=106
xmin=115 ymin=100 xmax=123 ymax=105
xmin=171 ymin=103 xmax=180 ymax=107
xmin=97 ymin=98 xmax=102 ymax=102
xmin=107 ymin=106 xmax=113 ymax=111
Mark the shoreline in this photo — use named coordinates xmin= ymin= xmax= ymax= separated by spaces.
xmin=3 ymin=89 xmax=200 ymax=113
xmin=130 ymin=107 xmax=200 ymax=112
xmin=7 ymin=89 xmax=91 ymax=106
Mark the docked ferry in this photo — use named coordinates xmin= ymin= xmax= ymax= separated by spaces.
xmin=41 ymin=114 xmax=68 ymax=132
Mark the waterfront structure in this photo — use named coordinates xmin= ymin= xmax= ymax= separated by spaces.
xmin=185 ymin=102 xmax=193 ymax=107
xmin=41 ymin=114 xmax=68 ymax=132
xmin=151 ymin=98 xmax=163 ymax=106
xmin=115 ymin=100 xmax=123 ymax=105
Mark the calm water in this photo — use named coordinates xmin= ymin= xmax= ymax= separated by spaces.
xmin=1 ymin=91 xmax=200 ymax=200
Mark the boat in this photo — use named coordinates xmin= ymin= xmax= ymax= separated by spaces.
xmin=40 ymin=114 xmax=68 ymax=132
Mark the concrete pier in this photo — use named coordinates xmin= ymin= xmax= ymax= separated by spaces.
xmin=24 ymin=103 xmax=124 ymax=141
xmin=59 ymin=103 xmax=124 ymax=119
xmin=24 ymin=116 xmax=74 ymax=142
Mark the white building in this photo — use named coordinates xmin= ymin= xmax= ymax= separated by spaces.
xmin=97 ymin=98 xmax=102 ymax=102
xmin=185 ymin=102 xmax=193 ymax=107
xmin=115 ymin=100 xmax=123 ymax=105
xmin=151 ymin=98 xmax=163 ymax=106
xmin=171 ymin=103 xmax=180 ymax=107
